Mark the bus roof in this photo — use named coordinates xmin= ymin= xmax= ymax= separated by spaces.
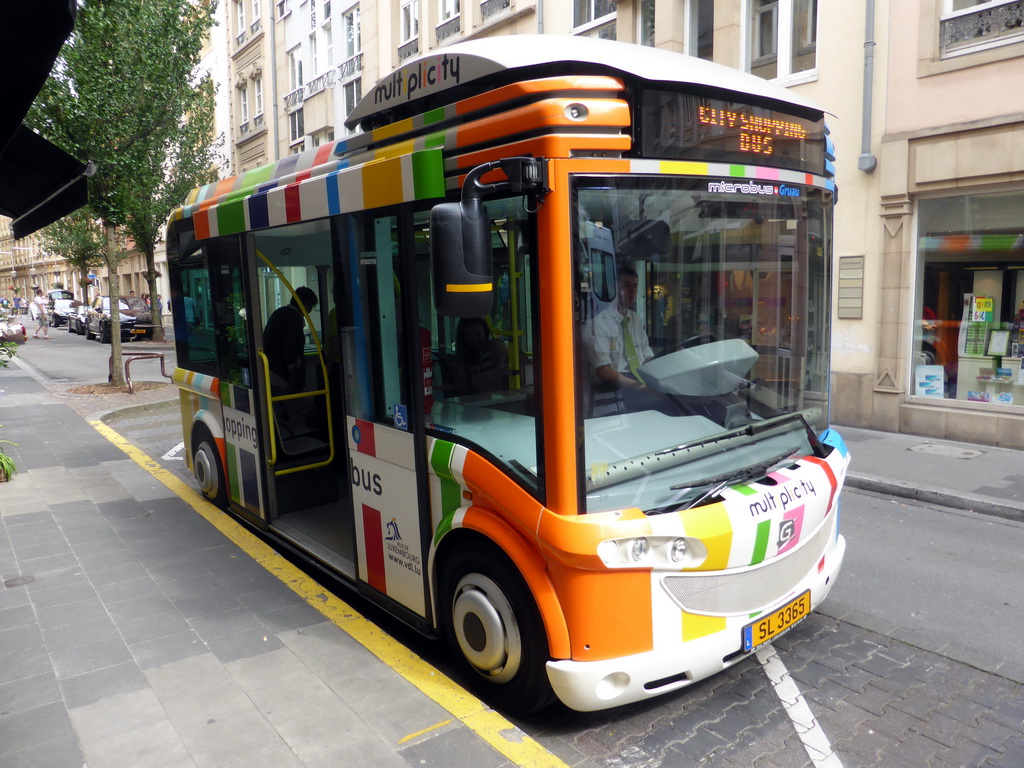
xmin=346 ymin=35 xmax=824 ymax=131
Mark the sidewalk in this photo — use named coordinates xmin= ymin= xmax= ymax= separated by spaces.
xmin=2 ymin=352 xmax=1022 ymax=767
xmin=0 ymin=363 xmax=549 ymax=768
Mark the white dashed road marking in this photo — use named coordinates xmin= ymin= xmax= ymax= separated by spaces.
xmin=757 ymin=644 xmax=844 ymax=768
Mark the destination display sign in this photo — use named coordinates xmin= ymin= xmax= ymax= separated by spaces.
xmin=641 ymin=90 xmax=826 ymax=175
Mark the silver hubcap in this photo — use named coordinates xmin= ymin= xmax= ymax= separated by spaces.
xmin=451 ymin=573 xmax=522 ymax=683
xmin=194 ymin=443 xmax=218 ymax=498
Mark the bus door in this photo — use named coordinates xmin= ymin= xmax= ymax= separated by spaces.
xmin=243 ymin=221 xmax=356 ymax=576
xmin=337 ymin=211 xmax=432 ymax=621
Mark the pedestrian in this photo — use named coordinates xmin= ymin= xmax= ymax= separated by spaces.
xmin=31 ymin=289 xmax=50 ymax=339
xmin=13 ymin=295 xmax=21 ymax=315
xmin=155 ymin=294 xmax=163 ymax=315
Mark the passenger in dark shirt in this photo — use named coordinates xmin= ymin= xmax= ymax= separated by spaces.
xmin=264 ymin=286 xmax=318 ymax=394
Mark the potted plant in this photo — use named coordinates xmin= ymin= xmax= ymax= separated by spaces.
xmin=0 ymin=428 xmax=17 ymax=482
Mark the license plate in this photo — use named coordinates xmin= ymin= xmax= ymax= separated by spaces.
xmin=742 ymin=591 xmax=811 ymax=652
xmin=131 ymin=328 xmax=144 ymax=334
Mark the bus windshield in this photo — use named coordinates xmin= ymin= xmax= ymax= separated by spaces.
xmin=574 ymin=174 xmax=832 ymax=514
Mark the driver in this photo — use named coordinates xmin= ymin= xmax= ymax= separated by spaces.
xmin=588 ymin=267 xmax=675 ymax=414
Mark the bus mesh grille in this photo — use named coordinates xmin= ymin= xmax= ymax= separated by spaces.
xmin=661 ymin=517 xmax=834 ymax=616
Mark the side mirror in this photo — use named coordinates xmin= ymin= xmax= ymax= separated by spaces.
xmin=430 ymin=197 xmax=494 ymax=317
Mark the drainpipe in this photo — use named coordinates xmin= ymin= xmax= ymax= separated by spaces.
xmin=270 ymin=1 xmax=280 ymax=161
xmin=858 ymin=0 xmax=878 ymax=173
xmin=537 ymin=0 xmax=543 ymax=34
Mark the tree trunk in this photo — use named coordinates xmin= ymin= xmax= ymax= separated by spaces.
xmin=144 ymin=247 xmax=164 ymax=343
xmin=105 ymin=223 xmax=126 ymax=387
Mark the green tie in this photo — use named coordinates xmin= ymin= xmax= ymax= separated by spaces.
xmin=621 ymin=314 xmax=644 ymax=383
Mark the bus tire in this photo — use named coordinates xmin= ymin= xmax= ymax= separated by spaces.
xmin=440 ymin=541 xmax=555 ymax=714
xmin=191 ymin=426 xmax=227 ymax=508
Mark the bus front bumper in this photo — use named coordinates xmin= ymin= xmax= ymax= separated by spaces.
xmin=545 ymin=532 xmax=846 ymax=712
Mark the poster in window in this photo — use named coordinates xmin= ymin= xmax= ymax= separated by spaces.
xmin=986 ymin=329 xmax=1011 ymax=358
xmin=914 ymin=365 xmax=944 ymax=398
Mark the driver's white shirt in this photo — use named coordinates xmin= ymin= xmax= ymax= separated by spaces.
xmin=587 ymin=304 xmax=653 ymax=375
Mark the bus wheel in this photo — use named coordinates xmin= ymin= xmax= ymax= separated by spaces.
xmin=192 ymin=427 xmax=227 ymax=508
xmin=440 ymin=542 xmax=555 ymax=714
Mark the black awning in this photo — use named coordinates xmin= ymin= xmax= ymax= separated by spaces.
xmin=0 ymin=0 xmax=89 ymax=238
xmin=0 ymin=0 xmax=77 ymax=153
xmin=0 ymin=126 xmax=93 ymax=239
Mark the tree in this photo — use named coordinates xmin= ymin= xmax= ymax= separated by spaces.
xmin=39 ymin=208 xmax=105 ymax=304
xmin=29 ymin=0 xmax=216 ymax=385
xmin=123 ymin=76 xmax=220 ymax=342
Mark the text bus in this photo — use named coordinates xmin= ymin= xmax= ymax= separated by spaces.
xmin=166 ymin=36 xmax=849 ymax=712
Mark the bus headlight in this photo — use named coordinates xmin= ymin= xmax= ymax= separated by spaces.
xmin=630 ymin=537 xmax=649 ymax=562
xmin=597 ymin=536 xmax=707 ymax=568
xmin=669 ymin=538 xmax=688 ymax=562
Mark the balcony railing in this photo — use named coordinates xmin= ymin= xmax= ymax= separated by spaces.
xmin=339 ymin=52 xmax=363 ymax=79
xmin=250 ymin=17 xmax=262 ymax=35
xmin=398 ymin=38 xmax=420 ymax=61
xmin=240 ymin=121 xmax=251 ymax=136
xmin=481 ymin=0 xmax=510 ymax=21
xmin=941 ymin=0 xmax=1024 ymax=56
xmin=254 ymin=113 xmax=265 ymax=130
xmin=436 ymin=15 xmax=461 ymax=42
xmin=285 ymin=86 xmax=305 ymax=109
xmin=235 ymin=31 xmax=247 ymax=47
xmin=305 ymin=70 xmax=336 ymax=97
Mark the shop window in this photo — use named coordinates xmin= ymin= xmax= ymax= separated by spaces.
xmin=914 ymin=190 xmax=1024 ymax=405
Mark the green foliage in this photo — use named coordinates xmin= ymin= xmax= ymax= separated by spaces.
xmin=0 ymin=427 xmax=17 ymax=480
xmin=27 ymin=0 xmax=218 ymax=377
xmin=29 ymin=0 xmax=218 ymax=231
xmin=39 ymin=208 xmax=105 ymax=290
xmin=0 ymin=341 xmax=16 ymax=369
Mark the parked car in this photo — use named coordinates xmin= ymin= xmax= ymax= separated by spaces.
xmin=68 ymin=303 xmax=89 ymax=335
xmin=47 ymin=289 xmax=74 ymax=307
xmin=85 ymin=296 xmax=153 ymax=343
xmin=49 ymin=298 xmax=78 ymax=327
xmin=0 ymin=316 xmax=28 ymax=344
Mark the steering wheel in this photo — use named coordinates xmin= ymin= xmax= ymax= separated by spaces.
xmin=680 ymin=332 xmax=717 ymax=349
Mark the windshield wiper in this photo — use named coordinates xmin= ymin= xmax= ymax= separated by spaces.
xmin=587 ymin=408 xmax=823 ymax=493
xmin=670 ymin=445 xmax=800 ymax=508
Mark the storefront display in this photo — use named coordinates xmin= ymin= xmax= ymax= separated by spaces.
xmin=914 ymin=189 xmax=1024 ymax=406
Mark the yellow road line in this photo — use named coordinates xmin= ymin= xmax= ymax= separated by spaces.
xmin=399 ymin=719 xmax=453 ymax=744
xmin=89 ymin=420 xmax=569 ymax=768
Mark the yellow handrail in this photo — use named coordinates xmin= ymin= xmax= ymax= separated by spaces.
xmin=255 ymin=250 xmax=336 ymax=476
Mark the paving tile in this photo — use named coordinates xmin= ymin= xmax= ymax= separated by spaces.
xmin=105 ymin=592 xmax=177 ymax=624
xmin=42 ymin=614 xmax=122 ymax=653
xmin=204 ymin=626 xmax=286 ymax=664
xmin=69 ymin=687 xmax=169 ymax=745
xmin=50 ymin=637 xmax=135 ymax=679
xmin=119 ymin=609 xmax=194 ymax=645
xmin=220 ymin=743 xmax=304 ymax=768
xmin=59 ymin=660 xmax=149 ymax=710
xmin=34 ymin=595 xmax=109 ymax=630
xmin=189 ymin=606 xmax=267 ymax=642
xmin=254 ymin=602 xmax=326 ymax=634
xmin=80 ymin=719 xmax=196 ymax=768
xmin=140 ymin=653 xmax=230 ymax=700
xmin=0 ymin=700 xmax=76 ymax=757
xmin=0 ymin=733 xmax=85 ymax=768
xmin=129 ymin=629 xmax=208 ymax=670
xmin=0 ymin=644 xmax=54 ymax=686
xmin=224 ymin=648 xmax=311 ymax=692
xmin=398 ymin=721 xmax=508 ymax=768
xmin=0 ymin=670 xmax=62 ymax=716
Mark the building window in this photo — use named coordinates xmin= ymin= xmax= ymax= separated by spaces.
xmin=638 ymin=0 xmax=654 ymax=46
xmin=689 ymin=0 xmax=715 ymax=60
xmin=278 ymin=0 xmax=289 ymax=18
xmin=940 ymin=0 xmax=1024 ymax=58
xmin=326 ymin=26 xmax=334 ymax=66
xmin=749 ymin=0 xmax=816 ymax=81
xmin=236 ymin=0 xmax=246 ymax=32
xmin=289 ymin=108 xmax=305 ymax=144
xmin=343 ymin=5 xmax=361 ymax=57
xmin=573 ymin=0 xmax=615 ymax=37
xmin=288 ymin=47 xmax=303 ymax=91
xmin=401 ymin=0 xmax=419 ymax=43
xmin=343 ymin=79 xmax=362 ymax=135
xmin=240 ymin=84 xmax=250 ymax=124
xmin=254 ymin=76 xmax=263 ymax=116
xmin=440 ymin=0 xmax=460 ymax=21
xmin=310 ymin=33 xmax=319 ymax=75
xmin=913 ymin=190 xmax=1024 ymax=405
xmin=251 ymin=0 xmax=260 ymax=20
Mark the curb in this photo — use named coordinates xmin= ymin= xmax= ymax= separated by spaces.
xmin=845 ymin=472 xmax=1024 ymax=523
xmin=88 ymin=395 xmax=179 ymax=426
